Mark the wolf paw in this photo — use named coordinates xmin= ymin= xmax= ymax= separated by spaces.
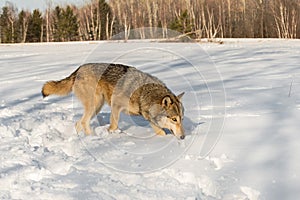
xmin=75 ymin=121 xmax=92 ymax=135
xmin=108 ymin=125 xmax=119 ymax=133
xmin=155 ymin=129 xmax=166 ymax=136
xmin=75 ymin=122 xmax=83 ymax=134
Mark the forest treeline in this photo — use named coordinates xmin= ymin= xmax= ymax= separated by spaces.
xmin=1 ymin=0 xmax=300 ymax=43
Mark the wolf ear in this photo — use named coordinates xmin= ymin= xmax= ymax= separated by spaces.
xmin=177 ymin=92 xmax=185 ymax=101
xmin=162 ymin=96 xmax=172 ymax=108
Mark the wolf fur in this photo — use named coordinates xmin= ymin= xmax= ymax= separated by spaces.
xmin=42 ymin=63 xmax=185 ymax=139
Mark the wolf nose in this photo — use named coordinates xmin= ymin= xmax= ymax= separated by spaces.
xmin=180 ymin=135 xmax=185 ymax=140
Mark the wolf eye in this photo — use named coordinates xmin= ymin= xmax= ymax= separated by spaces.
xmin=171 ymin=117 xmax=177 ymax=122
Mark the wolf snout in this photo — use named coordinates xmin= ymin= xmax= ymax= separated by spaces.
xmin=175 ymin=127 xmax=185 ymax=140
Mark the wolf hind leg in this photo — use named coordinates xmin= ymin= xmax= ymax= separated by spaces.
xmin=77 ymin=94 xmax=105 ymax=135
xmin=74 ymin=82 xmax=105 ymax=135
xmin=76 ymin=101 xmax=94 ymax=135
xmin=75 ymin=121 xmax=83 ymax=133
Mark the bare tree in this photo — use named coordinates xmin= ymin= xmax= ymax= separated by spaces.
xmin=110 ymin=0 xmax=131 ymax=40
xmin=21 ymin=11 xmax=30 ymax=43
xmin=6 ymin=3 xmax=17 ymax=43
xmin=1 ymin=0 xmax=300 ymax=43
xmin=271 ymin=0 xmax=299 ymax=38
xmin=227 ymin=0 xmax=232 ymax=37
xmin=45 ymin=0 xmax=53 ymax=42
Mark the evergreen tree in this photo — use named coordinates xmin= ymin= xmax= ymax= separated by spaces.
xmin=170 ymin=10 xmax=192 ymax=35
xmin=27 ymin=9 xmax=43 ymax=42
xmin=0 ymin=6 xmax=16 ymax=43
xmin=98 ymin=0 xmax=112 ymax=40
xmin=16 ymin=10 xmax=30 ymax=43
xmin=53 ymin=6 xmax=62 ymax=41
xmin=0 ymin=7 xmax=10 ymax=43
xmin=16 ymin=10 xmax=25 ymax=42
xmin=61 ymin=6 xmax=79 ymax=41
xmin=53 ymin=6 xmax=78 ymax=41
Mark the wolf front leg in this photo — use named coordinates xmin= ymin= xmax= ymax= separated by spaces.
xmin=108 ymin=104 xmax=122 ymax=132
xmin=150 ymin=123 xmax=166 ymax=136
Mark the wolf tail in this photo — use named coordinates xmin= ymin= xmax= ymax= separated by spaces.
xmin=41 ymin=67 xmax=79 ymax=98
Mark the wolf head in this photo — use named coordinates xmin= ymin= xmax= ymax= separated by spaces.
xmin=150 ymin=92 xmax=185 ymax=140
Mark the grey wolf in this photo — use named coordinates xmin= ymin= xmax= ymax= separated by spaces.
xmin=42 ymin=63 xmax=185 ymax=140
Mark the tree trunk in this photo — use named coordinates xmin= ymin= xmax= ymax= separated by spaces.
xmin=227 ymin=0 xmax=232 ymax=37
xmin=22 ymin=19 xmax=29 ymax=43
xmin=40 ymin=23 xmax=43 ymax=42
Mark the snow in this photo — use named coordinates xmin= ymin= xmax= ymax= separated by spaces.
xmin=240 ymin=186 xmax=260 ymax=200
xmin=0 ymin=39 xmax=300 ymax=199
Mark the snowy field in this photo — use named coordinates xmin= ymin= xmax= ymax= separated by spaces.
xmin=0 ymin=39 xmax=300 ymax=199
